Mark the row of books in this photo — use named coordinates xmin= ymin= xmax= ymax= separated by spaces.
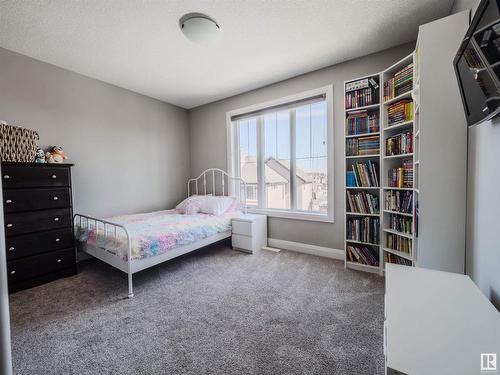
xmin=384 ymin=190 xmax=413 ymax=213
xmin=386 ymin=131 xmax=413 ymax=156
xmin=386 ymin=233 xmax=412 ymax=253
xmin=387 ymin=159 xmax=413 ymax=188
xmin=346 ymin=217 xmax=380 ymax=245
xmin=345 ymin=88 xmax=376 ymax=109
xmin=383 ymin=63 xmax=414 ymax=101
xmin=346 ymin=110 xmax=379 ymax=136
xmin=346 ymin=161 xmax=379 ymax=187
xmin=346 ymin=245 xmax=379 ymax=267
xmin=384 ymin=252 xmax=412 ymax=266
xmin=346 ymin=135 xmax=380 ymax=156
xmin=387 ymin=99 xmax=413 ymax=126
xmin=346 ymin=191 xmax=379 ymax=214
xmin=387 ymin=214 xmax=412 ymax=234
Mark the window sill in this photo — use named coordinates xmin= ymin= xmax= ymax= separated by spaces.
xmin=246 ymin=208 xmax=334 ymax=223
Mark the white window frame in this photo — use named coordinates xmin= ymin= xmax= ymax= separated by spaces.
xmin=226 ymin=85 xmax=334 ymax=223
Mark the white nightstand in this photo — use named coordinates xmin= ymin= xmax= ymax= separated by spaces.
xmin=231 ymin=214 xmax=267 ymax=253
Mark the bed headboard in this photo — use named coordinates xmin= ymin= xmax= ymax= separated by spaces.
xmin=187 ymin=168 xmax=247 ymax=212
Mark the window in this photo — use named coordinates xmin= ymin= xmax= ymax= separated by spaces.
xmin=227 ymin=86 xmax=333 ymax=222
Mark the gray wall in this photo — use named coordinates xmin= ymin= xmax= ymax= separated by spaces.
xmin=188 ymin=43 xmax=415 ymax=249
xmin=451 ymin=0 xmax=500 ymax=309
xmin=0 ymin=47 xmax=190 ymax=218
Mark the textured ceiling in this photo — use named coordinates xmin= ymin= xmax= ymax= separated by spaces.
xmin=0 ymin=0 xmax=454 ymax=109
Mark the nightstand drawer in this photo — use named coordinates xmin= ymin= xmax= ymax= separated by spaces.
xmin=232 ymin=220 xmax=253 ymax=236
xmin=232 ymin=234 xmax=254 ymax=252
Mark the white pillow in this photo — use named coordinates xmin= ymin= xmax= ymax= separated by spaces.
xmin=175 ymin=195 xmax=207 ymax=215
xmin=199 ymin=196 xmax=234 ymax=216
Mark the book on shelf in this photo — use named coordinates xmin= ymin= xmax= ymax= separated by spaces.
xmin=387 ymin=214 xmax=412 ymax=234
xmin=384 ymin=252 xmax=412 ymax=266
xmin=386 ymin=233 xmax=412 ymax=253
xmin=346 ymin=216 xmax=380 ymax=244
xmin=384 ymin=190 xmax=413 ymax=214
xmin=346 ymin=110 xmax=379 ymax=136
xmin=346 ymin=135 xmax=380 ymax=156
xmin=346 ymin=245 xmax=379 ymax=266
xmin=387 ymin=158 xmax=413 ymax=188
xmin=383 ymin=63 xmax=414 ymax=101
xmin=346 ymin=171 xmax=356 ymax=187
xmin=346 ymin=88 xmax=374 ymax=109
xmin=348 ymin=161 xmax=379 ymax=187
xmin=386 ymin=131 xmax=413 ymax=156
xmin=387 ymin=99 xmax=413 ymax=126
xmin=346 ymin=191 xmax=379 ymax=214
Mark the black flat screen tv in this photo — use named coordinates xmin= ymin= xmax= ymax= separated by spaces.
xmin=454 ymin=0 xmax=500 ymax=126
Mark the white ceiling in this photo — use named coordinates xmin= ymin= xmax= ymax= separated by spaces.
xmin=0 ymin=0 xmax=454 ymax=109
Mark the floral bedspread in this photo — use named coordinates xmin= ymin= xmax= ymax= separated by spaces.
xmin=77 ymin=210 xmax=238 ymax=260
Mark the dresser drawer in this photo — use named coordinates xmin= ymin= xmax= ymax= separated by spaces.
xmin=2 ymin=165 xmax=70 ymax=188
xmin=232 ymin=220 xmax=253 ymax=236
xmin=4 ymin=208 xmax=72 ymax=236
xmin=3 ymin=188 xmax=71 ymax=213
xmin=7 ymin=248 xmax=75 ymax=283
xmin=6 ymin=228 xmax=74 ymax=260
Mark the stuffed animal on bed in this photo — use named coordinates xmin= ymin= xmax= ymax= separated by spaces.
xmin=34 ymin=147 xmax=46 ymax=163
xmin=45 ymin=146 xmax=68 ymax=163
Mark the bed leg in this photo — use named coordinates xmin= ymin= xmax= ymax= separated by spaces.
xmin=127 ymin=272 xmax=134 ymax=299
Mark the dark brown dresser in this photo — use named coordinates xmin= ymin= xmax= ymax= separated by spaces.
xmin=1 ymin=162 xmax=77 ymax=292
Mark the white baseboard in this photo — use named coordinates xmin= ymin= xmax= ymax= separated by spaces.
xmin=267 ymin=238 xmax=345 ymax=260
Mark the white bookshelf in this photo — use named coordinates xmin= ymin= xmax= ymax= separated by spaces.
xmin=343 ymin=11 xmax=469 ymax=275
xmin=381 ymin=53 xmax=416 ymax=269
xmin=343 ymin=73 xmax=383 ymax=275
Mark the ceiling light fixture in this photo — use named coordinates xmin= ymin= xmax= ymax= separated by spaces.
xmin=179 ymin=13 xmax=220 ymax=45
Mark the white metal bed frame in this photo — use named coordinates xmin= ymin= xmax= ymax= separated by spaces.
xmin=74 ymin=168 xmax=246 ymax=298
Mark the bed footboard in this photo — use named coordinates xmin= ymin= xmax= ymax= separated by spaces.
xmin=73 ymin=214 xmax=134 ymax=298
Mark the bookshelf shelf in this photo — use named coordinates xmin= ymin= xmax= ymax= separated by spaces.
xmin=346 ymin=212 xmax=380 ymax=217
xmin=345 ymin=154 xmax=380 ymax=159
xmin=384 ymin=153 xmax=414 ymax=159
xmin=346 ymin=186 xmax=380 ymax=191
xmin=383 ymin=210 xmax=413 ymax=217
xmin=345 ymin=261 xmax=380 ymax=274
xmin=383 ymin=187 xmax=413 ymax=191
xmin=383 ymin=228 xmax=413 ymax=239
xmin=383 ymin=90 xmax=413 ymax=105
xmin=383 ymin=120 xmax=413 ymax=132
xmin=345 ymin=103 xmax=380 ymax=112
xmin=346 ymin=132 xmax=381 ymax=139
xmin=344 ymin=73 xmax=383 ymax=276
xmin=383 ymin=247 xmax=413 ymax=261
xmin=345 ymin=239 xmax=380 ymax=247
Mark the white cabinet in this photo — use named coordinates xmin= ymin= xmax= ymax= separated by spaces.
xmin=231 ymin=214 xmax=267 ymax=253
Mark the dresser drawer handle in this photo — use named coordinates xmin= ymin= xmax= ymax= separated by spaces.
xmin=53 ymin=196 xmax=59 ymax=201
xmin=57 ymin=259 xmax=62 ymax=263
xmin=8 ymin=247 xmax=14 ymax=251
xmin=10 ymin=270 xmax=15 ymax=275
xmin=54 ymin=217 xmax=59 ymax=222
xmin=51 ymin=175 xmax=57 ymax=179
xmin=3 ymin=175 xmax=9 ymax=179
xmin=6 ymin=224 xmax=13 ymax=228
xmin=5 ymin=199 xmax=12 ymax=204
xmin=55 ymin=238 xmax=60 ymax=242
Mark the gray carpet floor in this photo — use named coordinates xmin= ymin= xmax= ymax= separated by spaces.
xmin=9 ymin=240 xmax=385 ymax=375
